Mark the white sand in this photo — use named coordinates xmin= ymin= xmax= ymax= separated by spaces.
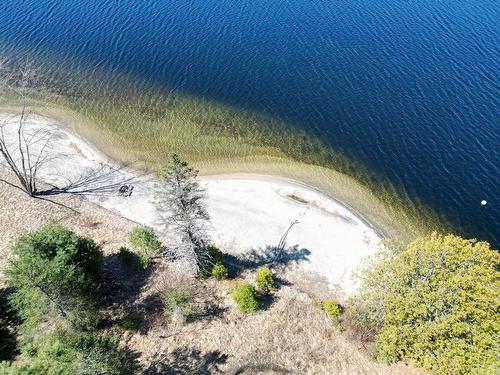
xmin=0 ymin=113 xmax=381 ymax=294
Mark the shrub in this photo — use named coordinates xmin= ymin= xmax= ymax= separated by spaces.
xmin=117 ymin=312 xmax=140 ymax=332
xmin=198 ymin=245 xmax=229 ymax=279
xmin=12 ymin=221 xmax=102 ymax=280
xmin=212 ymin=263 xmax=229 ymax=280
xmin=68 ymin=332 xmax=137 ymax=374
xmin=129 ymin=226 xmax=161 ymax=268
xmin=356 ymin=232 xmax=500 ymax=375
xmin=231 ymin=283 xmax=261 ymax=313
xmin=312 ymin=297 xmax=342 ymax=328
xmin=162 ymin=287 xmax=195 ymax=323
xmin=255 ymin=267 xmax=274 ymax=293
xmin=6 ymin=223 xmax=102 ymax=337
xmin=323 ymin=299 xmax=341 ymax=326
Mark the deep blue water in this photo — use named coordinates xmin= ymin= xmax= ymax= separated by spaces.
xmin=1 ymin=1 xmax=499 ymax=245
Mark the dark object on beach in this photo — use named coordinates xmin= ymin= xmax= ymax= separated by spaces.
xmin=118 ymin=184 xmax=134 ymax=197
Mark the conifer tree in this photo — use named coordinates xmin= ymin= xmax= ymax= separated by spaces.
xmin=154 ymin=154 xmax=212 ymax=273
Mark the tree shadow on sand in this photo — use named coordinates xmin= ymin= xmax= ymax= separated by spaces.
xmin=144 ymin=347 xmax=228 ymax=375
xmin=36 ymin=163 xmax=141 ymax=197
xmin=1 ymin=162 xmax=144 ymax=215
xmin=224 ymin=244 xmax=311 ymax=277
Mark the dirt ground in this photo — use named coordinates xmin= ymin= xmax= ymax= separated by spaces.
xmin=0 ymin=166 xmax=423 ymax=374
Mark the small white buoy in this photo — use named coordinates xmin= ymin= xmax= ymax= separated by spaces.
xmin=481 ymin=200 xmax=487 ymax=206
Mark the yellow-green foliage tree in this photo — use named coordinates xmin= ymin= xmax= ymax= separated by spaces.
xmin=356 ymin=233 xmax=499 ymax=375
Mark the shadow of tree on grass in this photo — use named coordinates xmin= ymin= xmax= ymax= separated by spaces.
xmin=37 ymin=163 xmax=140 ymax=197
xmin=100 ymin=252 xmax=155 ymax=307
xmin=144 ymin=347 xmax=228 ymax=375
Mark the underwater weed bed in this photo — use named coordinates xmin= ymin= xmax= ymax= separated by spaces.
xmin=3 ymin=104 xmax=446 ymax=244
xmin=0 ymin=57 xmax=449 ymax=243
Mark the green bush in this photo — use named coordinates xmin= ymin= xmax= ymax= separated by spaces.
xmin=323 ymin=299 xmax=341 ymax=326
xmin=162 ymin=288 xmax=195 ymax=323
xmin=0 ymin=362 xmax=13 ymax=374
xmin=231 ymin=283 xmax=261 ymax=313
xmin=6 ymin=223 xmax=102 ymax=336
xmin=255 ymin=267 xmax=274 ymax=293
xmin=0 ymin=330 xmax=137 ymax=374
xmin=356 ymin=233 xmax=500 ymax=374
xmin=12 ymin=222 xmax=102 ymax=280
xmin=198 ymin=245 xmax=230 ymax=280
xmin=117 ymin=312 xmax=140 ymax=332
xmin=212 ymin=263 xmax=229 ymax=280
xmin=129 ymin=226 xmax=161 ymax=268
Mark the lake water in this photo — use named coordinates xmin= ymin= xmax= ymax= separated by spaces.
xmin=0 ymin=0 xmax=498 ymax=246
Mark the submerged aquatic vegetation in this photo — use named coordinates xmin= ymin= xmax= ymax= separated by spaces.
xmin=0 ymin=55 xmax=449 ymax=242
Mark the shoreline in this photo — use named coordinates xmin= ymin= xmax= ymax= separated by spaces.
xmin=0 ymin=111 xmax=383 ymax=295
xmin=201 ymin=172 xmax=385 ymax=240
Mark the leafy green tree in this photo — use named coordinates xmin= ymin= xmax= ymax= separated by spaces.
xmin=2 ymin=224 xmax=140 ymax=374
xmin=128 ymin=226 xmax=161 ymax=268
xmin=13 ymin=221 xmax=102 ymax=279
xmin=6 ymin=223 xmax=102 ymax=337
xmin=154 ymin=154 xmax=212 ymax=274
xmin=356 ymin=232 xmax=499 ymax=374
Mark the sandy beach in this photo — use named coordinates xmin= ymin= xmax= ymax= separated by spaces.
xmin=0 ymin=113 xmax=381 ymax=294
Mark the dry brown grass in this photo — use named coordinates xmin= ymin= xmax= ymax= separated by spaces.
xmin=129 ymin=264 xmax=424 ymax=374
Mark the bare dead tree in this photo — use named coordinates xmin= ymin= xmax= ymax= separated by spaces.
xmin=0 ymin=59 xmax=135 ymax=199
xmin=153 ymin=154 xmax=212 ymax=274
xmin=0 ymin=58 xmax=56 ymax=196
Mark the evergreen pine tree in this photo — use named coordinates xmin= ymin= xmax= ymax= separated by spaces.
xmin=154 ymin=154 xmax=212 ymax=273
